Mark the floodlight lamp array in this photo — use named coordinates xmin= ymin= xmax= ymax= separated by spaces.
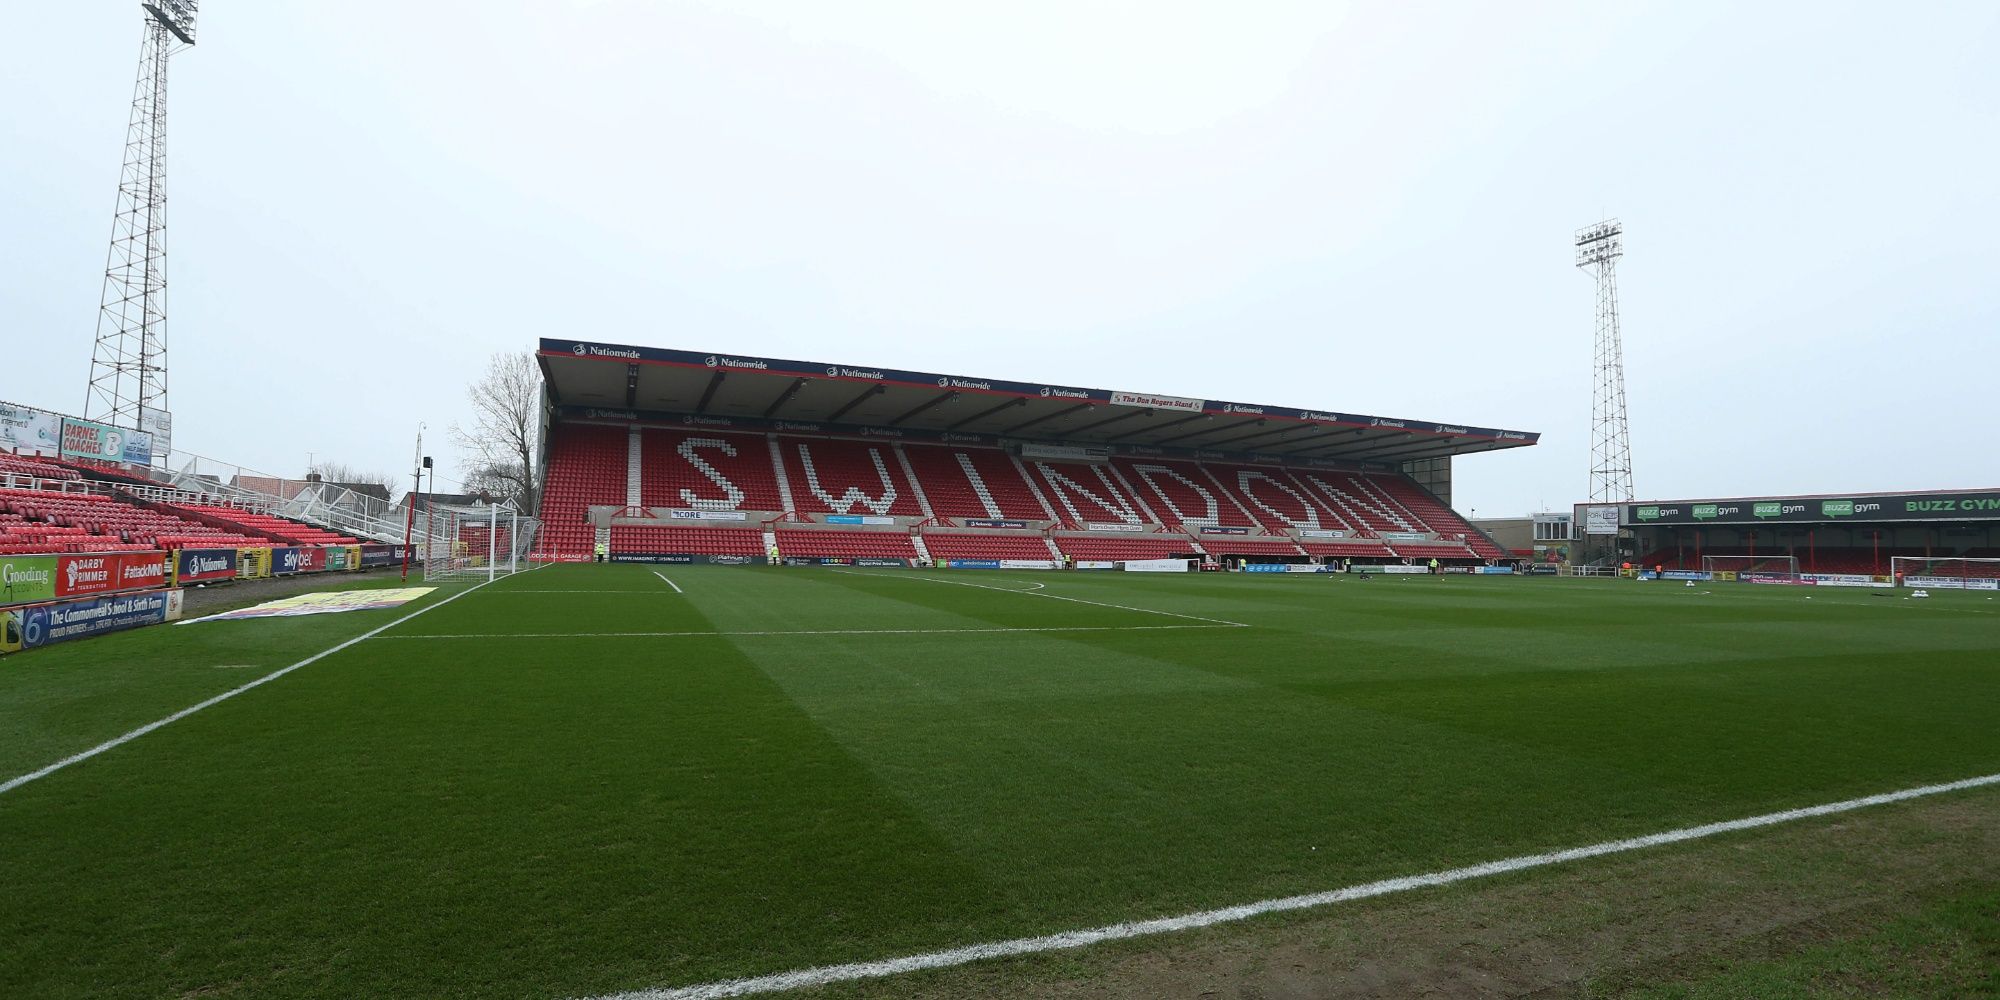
xmin=1573 ymin=219 xmax=1623 ymax=267
xmin=143 ymin=0 xmax=199 ymax=44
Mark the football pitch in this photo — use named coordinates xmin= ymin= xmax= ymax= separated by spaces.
xmin=3 ymin=565 xmax=1998 ymax=998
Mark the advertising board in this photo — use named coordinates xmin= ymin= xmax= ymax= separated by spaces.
xmin=1903 ymin=575 xmax=2000 ymax=591
xmin=57 ymin=552 xmax=168 ymax=597
xmin=1121 ymin=558 xmax=1191 ymax=573
xmin=0 ymin=403 xmax=62 ymax=456
xmin=172 ymin=548 xmax=238 ymax=585
xmin=2 ymin=590 xmax=182 ymax=654
xmin=1 ymin=555 xmax=59 ymax=606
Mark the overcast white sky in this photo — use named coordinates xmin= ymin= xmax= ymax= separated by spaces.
xmin=5 ymin=1 xmax=1996 ymax=513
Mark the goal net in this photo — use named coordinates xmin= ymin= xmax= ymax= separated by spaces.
xmin=1890 ymin=556 xmax=2000 ymax=591
xmin=1701 ymin=554 xmax=1799 ymax=576
xmin=423 ymin=502 xmax=540 ymax=584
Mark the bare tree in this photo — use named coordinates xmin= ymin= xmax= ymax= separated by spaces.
xmin=452 ymin=351 xmax=541 ymax=513
xmin=308 ymin=461 xmax=398 ymax=494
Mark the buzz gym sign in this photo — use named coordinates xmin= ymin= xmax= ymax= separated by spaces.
xmin=1626 ymin=490 xmax=2000 ymax=526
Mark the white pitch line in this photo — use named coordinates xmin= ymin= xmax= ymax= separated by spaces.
xmin=574 ymin=770 xmax=2000 ymax=1000
xmin=831 ymin=569 xmax=1248 ymax=628
xmin=652 ymin=572 xmax=684 ymax=594
xmin=484 ymin=590 xmax=678 ymax=595
xmin=375 ymin=624 xmax=1232 ymax=640
xmin=0 ymin=576 xmax=509 ymax=798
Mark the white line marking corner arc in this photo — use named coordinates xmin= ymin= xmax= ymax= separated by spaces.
xmin=653 ymin=572 xmax=684 ymax=594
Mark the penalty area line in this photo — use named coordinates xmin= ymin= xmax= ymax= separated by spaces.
xmin=0 ymin=575 xmax=510 ymax=799
xmin=572 ymin=770 xmax=2000 ymax=1000
xmin=652 ymin=572 xmax=684 ymax=594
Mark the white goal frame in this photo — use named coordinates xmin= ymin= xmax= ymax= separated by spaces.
xmin=1891 ymin=556 xmax=2000 ymax=590
xmin=1701 ymin=554 xmax=1799 ymax=576
xmin=423 ymin=501 xmax=540 ymax=583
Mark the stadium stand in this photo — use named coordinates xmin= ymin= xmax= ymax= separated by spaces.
xmin=920 ymin=532 xmax=1058 ymax=562
xmin=775 ymin=437 xmax=924 ymax=517
xmin=1111 ymin=458 xmax=1259 ymax=531
xmin=773 ymin=526 xmax=919 ymax=560
xmin=641 ymin=428 xmax=787 ymax=514
xmin=610 ymin=524 xmax=763 ymax=557
xmin=0 ymin=488 xmax=267 ymax=553
xmin=1052 ymin=535 xmax=1199 ymax=562
xmin=1029 ymin=461 xmax=1154 ymax=529
xmin=899 ymin=445 xmax=1049 ymax=521
xmin=539 ymin=424 xmax=628 ymax=557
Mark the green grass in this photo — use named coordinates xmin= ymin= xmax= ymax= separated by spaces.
xmin=1 ymin=565 xmax=1997 ymax=998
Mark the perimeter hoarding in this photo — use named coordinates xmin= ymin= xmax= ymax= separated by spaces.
xmin=1627 ymin=490 xmax=2000 ymax=526
xmin=57 ymin=552 xmax=168 ymax=598
xmin=171 ymin=548 xmax=238 ymax=585
xmin=1 ymin=555 xmax=59 ymax=607
xmin=2 ymin=590 xmax=183 ymax=654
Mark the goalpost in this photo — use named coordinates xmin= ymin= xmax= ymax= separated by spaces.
xmin=423 ymin=501 xmax=541 ymax=583
xmin=1701 ymin=554 xmax=1799 ymax=577
xmin=1890 ymin=556 xmax=2000 ymax=591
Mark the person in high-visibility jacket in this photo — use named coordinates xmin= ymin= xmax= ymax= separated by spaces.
xmin=594 ymin=540 xmax=608 ymax=563
xmin=768 ymin=544 xmax=781 ymax=566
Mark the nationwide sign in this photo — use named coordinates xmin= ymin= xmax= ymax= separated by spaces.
xmin=1627 ymin=489 xmax=2000 ymax=526
xmin=539 ymin=339 xmax=1541 ymax=445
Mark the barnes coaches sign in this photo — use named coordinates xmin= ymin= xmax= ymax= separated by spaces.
xmin=1626 ymin=490 xmax=2000 ymax=526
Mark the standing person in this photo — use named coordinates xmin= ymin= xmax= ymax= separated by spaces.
xmin=593 ymin=538 xmax=608 ymax=563
xmin=1429 ymin=557 xmax=1440 ymax=575
xmin=768 ymin=543 xmax=781 ymax=567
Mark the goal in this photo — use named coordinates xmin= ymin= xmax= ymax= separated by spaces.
xmin=1890 ymin=556 xmax=2000 ymax=591
xmin=423 ymin=501 xmax=540 ymax=583
xmin=1701 ymin=554 xmax=1798 ymax=577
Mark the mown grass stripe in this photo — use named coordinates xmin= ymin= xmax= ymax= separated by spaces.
xmin=577 ymin=771 xmax=2000 ymax=1000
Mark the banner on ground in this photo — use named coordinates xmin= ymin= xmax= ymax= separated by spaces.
xmin=2 ymin=589 xmax=183 ymax=654
xmin=179 ymin=587 xmax=434 ymax=625
xmin=0 ymin=402 xmax=62 ymax=456
xmin=58 ymin=552 xmax=168 ymax=598
xmin=172 ymin=548 xmax=239 ymax=585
